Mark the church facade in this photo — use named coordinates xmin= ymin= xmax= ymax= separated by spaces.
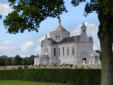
xmin=34 ymin=19 xmax=100 ymax=65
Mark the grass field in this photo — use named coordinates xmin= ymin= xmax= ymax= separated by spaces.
xmin=0 ymin=80 xmax=67 ymax=85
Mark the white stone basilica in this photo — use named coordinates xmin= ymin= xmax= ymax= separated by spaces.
xmin=34 ymin=18 xmax=100 ymax=65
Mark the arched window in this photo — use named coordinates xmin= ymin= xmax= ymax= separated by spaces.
xmin=67 ymin=47 xmax=69 ymax=56
xmin=59 ymin=48 xmax=60 ymax=56
xmin=58 ymin=35 xmax=60 ymax=40
xmin=55 ymin=36 xmax=57 ymax=40
xmin=72 ymin=47 xmax=75 ymax=55
xmin=54 ymin=48 xmax=56 ymax=56
xmin=63 ymin=47 xmax=64 ymax=56
xmin=44 ymin=47 xmax=48 ymax=55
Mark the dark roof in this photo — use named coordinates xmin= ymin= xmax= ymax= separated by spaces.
xmin=42 ymin=38 xmax=57 ymax=44
xmin=58 ymin=36 xmax=75 ymax=44
xmin=47 ymin=38 xmax=57 ymax=44
xmin=42 ymin=36 xmax=81 ymax=45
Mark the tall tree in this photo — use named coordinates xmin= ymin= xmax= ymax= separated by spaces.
xmin=71 ymin=0 xmax=113 ymax=85
xmin=3 ymin=0 xmax=113 ymax=85
xmin=29 ymin=55 xmax=35 ymax=65
xmin=0 ymin=15 xmax=2 ymax=19
xmin=4 ymin=0 xmax=66 ymax=33
xmin=0 ymin=55 xmax=7 ymax=66
xmin=5 ymin=57 xmax=12 ymax=65
xmin=22 ymin=57 xmax=30 ymax=65
xmin=13 ymin=55 xmax=22 ymax=65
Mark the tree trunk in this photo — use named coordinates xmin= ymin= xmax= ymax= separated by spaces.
xmin=98 ymin=29 xmax=113 ymax=85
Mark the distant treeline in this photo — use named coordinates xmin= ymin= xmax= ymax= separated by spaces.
xmin=0 ymin=55 xmax=35 ymax=66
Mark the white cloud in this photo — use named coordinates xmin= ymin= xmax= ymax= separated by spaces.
xmin=0 ymin=3 xmax=13 ymax=16
xmin=37 ymin=34 xmax=50 ymax=43
xmin=37 ymin=37 xmax=45 ymax=43
xmin=3 ymin=40 xmax=12 ymax=44
xmin=35 ymin=45 xmax=41 ymax=54
xmin=0 ymin=46 xmax=8 ymax=51
xmin=21 ymin=41 xmax=34 ymax=52
xmin=0 ymin=40 xmax=12 ymax=51
xmin=0 ymin=40 xmax=40 ymax=57
xmin=71 ymin=22 xmax=98 ymax=36
xmin=0 ymin=41 xmax=21 ymax=56
xmin=0 ymin=22 xmax=100 ymax=57
xmin=93 ymin=45 xmax=99 ymax=50
xmin=70 ymin=22 xmax=100 ymax=50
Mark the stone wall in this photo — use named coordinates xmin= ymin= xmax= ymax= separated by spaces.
xmin=0 ymin=64 xmax=101 ymax=70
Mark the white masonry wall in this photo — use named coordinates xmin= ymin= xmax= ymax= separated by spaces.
xmin=34 ymin=57 xmax=39 ymax=65
xmin=50 ymin=31 xmax=70 ymax=42
xmin=58 ymin=43 xmax=76 ymax=64
xmin=75 ymin=42 xmax=93 ymax=64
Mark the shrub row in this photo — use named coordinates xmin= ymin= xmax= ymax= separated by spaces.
xmin=0 ymin=69 xmax=101 ymax=85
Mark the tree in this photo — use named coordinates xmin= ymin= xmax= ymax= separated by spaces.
xmin=0 ymin=15 xmax=2 ymax=19
xmin=71 ymin=0 xmax=113 ymax=85
xmin=22 ymin=55 xmax=35 ymax=65
xmin=0 ymin=55 xmax=7 ymax=66
xmin=29 ymin=55 xmax=35 ymax=65
xmin=4 ymin=0 xmax=66 ymax=33
xmin=22 ymin=57 xmax=32 ymax=65
xmin=3 ymin=0 xmax=113 ymax=85
xmin=13 ymin=55 xmax=22 ymax=65
xmin=22 ymin=57 xmax=30 ymax=65
xmin=5 ymin=57 xmax=13 ymax=65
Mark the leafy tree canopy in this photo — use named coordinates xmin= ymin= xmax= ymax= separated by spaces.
xmin=0 ymin=15 xmax=2 ymax=19
xmin=71 ymin=0 xmax=113 ymax=15
xmin=4 ymin=0 xmax=67 ymax=34
xmin=4 ymin=0 xmax=113 ymax=34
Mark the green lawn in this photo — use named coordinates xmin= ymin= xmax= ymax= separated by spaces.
xmin=0 ymin=80 xmax=67 ymax=85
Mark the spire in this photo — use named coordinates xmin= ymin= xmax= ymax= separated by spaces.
xmin=81 ymin=22 xmax=86 ymax=29
xmin=57 ymin=16 xmax=61 ymax=24
xmin=81 ymin=22 xmax=87 ymax=36
xmin=83 ymin=22 xmax=85 ymax=26
xmin=81 ymin=22 xmax=86 ymax=33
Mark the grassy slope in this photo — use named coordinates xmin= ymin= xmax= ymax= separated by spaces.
xmin=0 ymin=80 xmax=67 ymax=85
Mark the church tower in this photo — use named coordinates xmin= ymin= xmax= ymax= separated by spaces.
xmin=81 ymin=22 xmax=87 ymax=37
xmin=79 ymin=22 xmax=90 ymax=42
xmin=50 ymin=17 xmax=70 ymax=42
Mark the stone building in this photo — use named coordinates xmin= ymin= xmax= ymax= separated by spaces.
xmin=34 ymin=18 xmax=100 ymax=65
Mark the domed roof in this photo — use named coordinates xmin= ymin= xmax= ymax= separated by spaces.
xmin=53 ymin=24 xmax=68 ymax=32
xmin=51 ymin=17 xmax=69 ymax=32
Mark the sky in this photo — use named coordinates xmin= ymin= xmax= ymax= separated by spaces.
xmin=0 ymin=0 xmax=100 ymax=57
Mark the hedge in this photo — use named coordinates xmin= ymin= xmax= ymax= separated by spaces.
xmin=0 ymin=69 xmax=101 ymax=85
